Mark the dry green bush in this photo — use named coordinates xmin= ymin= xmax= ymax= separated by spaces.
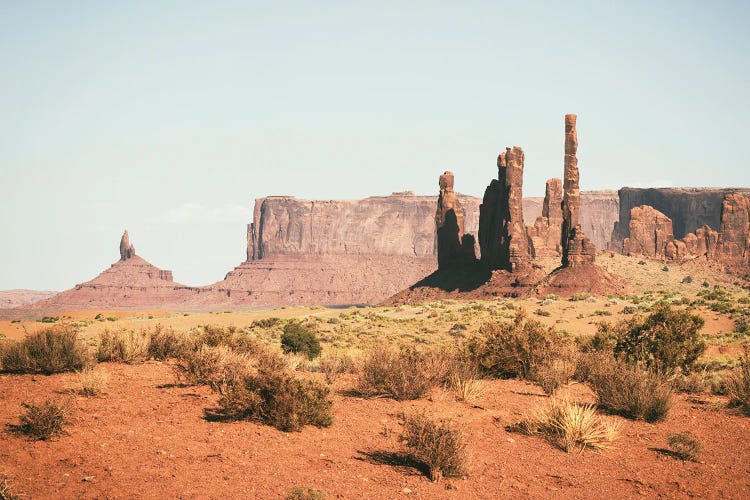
xmin=75 ymin=367 xmax=110 ymax=396
xmin=18 ymin=399 xmax=71 ymax=440
xmin=217 ymin=353 xmax=333 ymax=432
xmin=97 ymin=328 xmax=149 ymax=363
xmin=400 ymin=412 xmax=468 ymax=482
xmin=587 ymin=357 xmax=673 ymax=422
xmin=508 ymin=398 xmax=620 ymax=452
xmin=174 ymin=344 xmax=252 ymax=390
xmin=355 ymin=346 xmax=453 ymax=400
xmin=725 ymin=350 xmax=750 ymax=413
xmin=667 ymin=431 xmax=701 ymax=461
xmin=1 ymin=325 xmax=91 ymax=374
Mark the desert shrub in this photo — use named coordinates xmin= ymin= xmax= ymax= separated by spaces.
xmin=725 ymin=350 xmax=750 ymax=413
xmin=507 ymin=398 xmax=620 ymax=453
xmin=174 ymin=344 xmax=252 ymax=391
xmin=448 ymin=367 xmax=487 ymax=403
xmin=622 ymin=305 xmax=637 ymax=314
xmin=355 ymin=346 xmax=452 ymax=400
xmin=465 ymin=310 xmax=576 ymax=384
xmin=148 ymin=325 xmax=190 ymax=360
xmin=18 ymin=400 xmax=71 ymax=440
xmin=0 ymin=472 xmax=19 ymax=500
xmin=252 ymin=317 xmax=282 ymax=329
xmin=97 ymin=328 xmax=149 ymax=363
xmin=281 ymin=322 xmax=322 ymax=360
xmin=610 ymin=305 xmax=705 ymax=372
xmin=319 ymin=350 xmax=354 ymax=384
xmin=666 ymin=431 xmax=701 ymax=461
xmin=735 ymin=315 xmax=749 ymax=335
xmin=195 ymin=324 xmax=236 ymax=348
xmin=75 ymin=367 xmax=110 ymax=396
xmin=570 ymin=292 xmax=592 ymax=301
xmin=286 ymin=487 xmax=325 ymax=500
xmin=587 ymin=357 xmax=673 ymax=422
xmin=681 ymin=275 xmax=693 ymax=284
xmin=533 ymin=358 xmax=578 ymax=395
xmin=217 ymin=355 xmax=333 ymax=432
xmin=400 ymin=412 xmax=468 ymax=482
xmin=1 ymin=326 xmax=91 ymax=374
xmin=534 ymin=309 xmax=551 ymax=317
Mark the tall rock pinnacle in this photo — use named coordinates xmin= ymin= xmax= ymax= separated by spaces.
xmin=561 ymin=114 xmax=596 ymax=267
xmin=119 ymin=230 xmax=136 ymax=261
xmin=436 ymin=171 xmax=472 ymax=268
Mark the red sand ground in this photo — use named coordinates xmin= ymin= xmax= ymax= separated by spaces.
xmin=1 ymin=362 xmax=748 ymax=499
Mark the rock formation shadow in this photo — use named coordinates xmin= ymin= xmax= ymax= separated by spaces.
xmin=405 ymin=259 xmax=492 ymax=293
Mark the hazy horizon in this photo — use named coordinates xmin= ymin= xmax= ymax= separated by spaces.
xmin=2 ymin=1 xmax=749 ymax=291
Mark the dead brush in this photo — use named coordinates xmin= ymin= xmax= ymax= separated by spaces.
xmin=355 ymin=346 xmax=452 ymax=400
xmin=507 ymin=398 xmax=621 ymax=453
xmin=18 ymin=399 xmax=72 ymax=440
xmin=0 ymin=472 xmax=20 ymax=500
xmin=725 ymin=348 xmax=750 ymax=413
xmin=448 ymin=370 xmax=487 ymax=403
xmin=173 ymin=344 xmax=252 ymax=390
xmin=74 ymin=366 xmax=110 ymax=396
xmin=532 ymin=358 xmax=578 ymax=395
xmin=666 ymin=431 xmax=702 ymax=461
xmin=400 ymin=411 xmax=468 ymax=482
xmin=1 ymin=325 xmax=92 ymax=374
xmin=319 ymin=350 xmax=355 ymax=384
xmin=97 ymin=328 xmax=149 ymax=363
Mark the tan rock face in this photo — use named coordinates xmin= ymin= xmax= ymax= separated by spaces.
xmin=479 ymin=146 xmax=532 ymax=272
xmin=527 ymin=178 xmax=563 ymax=258
xmin=717 ymin=194 xmax=750 ymax=268
xmin=119 ymin=230 xmax=135 ymax=261
xmin=561 ymin=114 xmax=596 ymax=267
xmin=623 ymin=205 xmax=674 ymax=258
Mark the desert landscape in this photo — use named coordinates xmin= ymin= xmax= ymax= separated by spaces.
xmin=3 ymin=3 xmax=750 ymax=499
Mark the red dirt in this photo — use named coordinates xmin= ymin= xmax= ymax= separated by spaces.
xmin=1 ymin=362 xmax=748 ymax=499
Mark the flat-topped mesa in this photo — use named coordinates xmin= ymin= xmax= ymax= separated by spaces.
xmin=478 ymin=146 xmax=532 ymax=272
xmin=527 ymin=178 xmax=563 ymax=258
xmin=436 ymin=171 xmax=473 ymax=268
xmin=561 ymin=114 xmax=596 ymax=267
xmin=623 ymin=205 xmax=674 ymax=259
xmin=119 ymin=230 xmax=135 ymax=261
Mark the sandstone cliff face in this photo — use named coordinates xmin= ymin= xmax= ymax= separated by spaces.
xmin=527 ymin=178 xmax=563 ymax=258
xmin=612 ymin=187 xmax=750 ymax=250
xmin=717 ymin=194 xmax=750 ymax=269
xmin=0 ymin=290 xmax=58 ymax=308
xmin=623 ymin=206 xmax=674 ymax=258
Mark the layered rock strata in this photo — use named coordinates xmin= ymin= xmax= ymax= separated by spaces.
xmin=717 ymin=194 xmax=750 ymax=269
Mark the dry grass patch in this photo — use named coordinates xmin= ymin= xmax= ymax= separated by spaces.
xmin=0 ymin=472 xmax=20 ymax=500
xmin=448 ymin=373 xmax=487 ymax=403
xmin=174 ymin=344 xmax=252 ymax=390
xmin=725 ymin=350 xmax=750 ymax=413
xmin=400 ymin=412 xmax=468 ymax=482
xmin=97 ymin=328 xmax=149 ymax=363
xmin=508 ymin=398 xmax=621 ymax=453
xmin=74 ymin=366 xmax=110 ymax=396
xmin=667 ymin=431 xmax=702 ymax=461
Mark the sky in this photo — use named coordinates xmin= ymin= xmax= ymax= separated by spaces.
xmin=1 ymin=0 xmax=748 ymax=291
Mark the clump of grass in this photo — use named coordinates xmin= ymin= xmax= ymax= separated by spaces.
xmin=75 ymin=367 xmax=110 ymax=396
xmin=1 ymin=325 xmax=91 ymax=374
xmin=18 ymin=399 xmax=71 ymax=440
xmin=97 ymin=328 xmax=149 ymax=363
xmin=319 ymin=349 xmax=354 ymax=384
xmin=667 ymin=431 xmax=701 ymax=461
xmin=508 ymin=398 xmax=620 ymax=452
xmin=217 ymin=354 xmax=333 ymax=432
xmin=400 ymin=412 xmax=468 ymax=482
xmin=725 ymin=349 xmax=750 ymax=413
xmin=355 ymin=346 xmax=452 ymax=400
xmin=448 ymin=372 xmax=487 ymax=403
xmin=587 ymin=358 xmax=673 ymax=422
xmin=286 ymin=486 xmax=325 ymax=500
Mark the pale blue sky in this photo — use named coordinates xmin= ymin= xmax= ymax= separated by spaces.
xmin=1 ymin=1 xmax=748 ymax=290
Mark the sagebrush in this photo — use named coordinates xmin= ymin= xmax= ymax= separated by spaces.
xmin=400 ymin=412 xmax=468 ymax=482
xmin=1 ymin=325 xmax=91 ymax=374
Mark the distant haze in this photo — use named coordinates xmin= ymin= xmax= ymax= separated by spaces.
xmin=1 ymin=1 xmax=748 ymax=290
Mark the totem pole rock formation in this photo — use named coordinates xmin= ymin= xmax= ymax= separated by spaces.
xmin=623 ymin=205 xmax=674 ymax=258
xmin=478 ymin=146 xmax=532 ymax=272
xmin=436 ymin=171 xmax=473 ymax=268
xmin=527 ymin=178 xmax=563 ymax=258
xmin=119 ymin=230 xmax=135 ymax=260
xmin=561 ymin=114 xmax=596 ymax=267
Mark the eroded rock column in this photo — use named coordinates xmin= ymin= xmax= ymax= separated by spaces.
xmin=436 ymin=171 xmax=468 ymax=268
xmin=119 ymin=230 xmax=135 ymax=260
